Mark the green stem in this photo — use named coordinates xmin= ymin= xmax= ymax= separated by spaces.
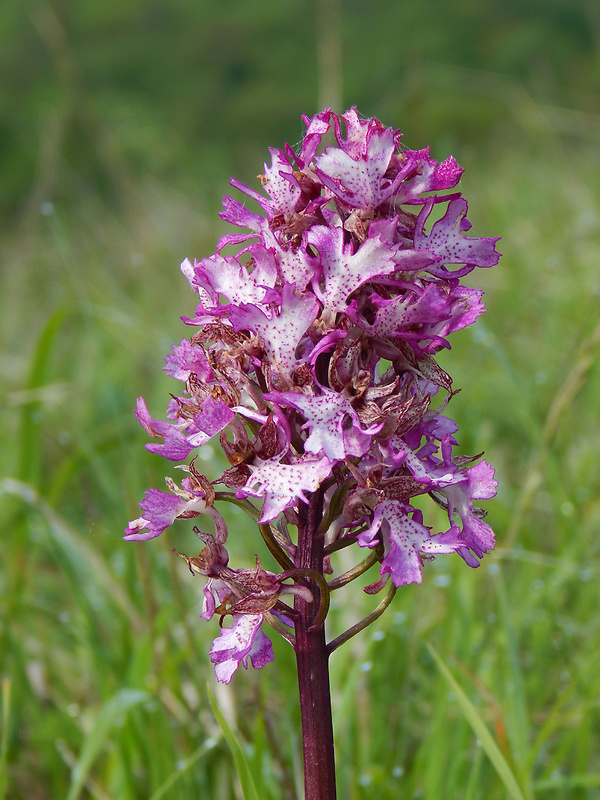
xmin=259 ymin=523 xmax=295 ymax=571
xmin=327 ymin=551 xmax=380 ymax=590
xmin=213 ymin=492 xmax=294 ymax=570
xmin=213 ymin=492 xmax=261 ymax=519
xmin=324 ymin=527 xmax=367 ymax=556
xmin=327 ymin=583 xmax=396 ymax=655
xmin=263 ymin=611 xmax=296 ymax=646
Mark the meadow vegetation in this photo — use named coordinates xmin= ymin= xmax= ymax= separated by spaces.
xmin=1 ymin=2 xmax=599 ymax=798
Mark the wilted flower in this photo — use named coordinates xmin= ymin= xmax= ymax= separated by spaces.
xmin=126 ymin=108 xmax=500 ymax=683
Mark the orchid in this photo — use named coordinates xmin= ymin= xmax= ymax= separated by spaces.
xmin=125 ymin=108 xmax=500 ymax=800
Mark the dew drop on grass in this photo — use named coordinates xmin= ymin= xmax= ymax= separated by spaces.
xmin=561 ymin=502 xmax=574 ymax=516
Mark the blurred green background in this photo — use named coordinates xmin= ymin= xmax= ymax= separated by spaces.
xmin=1 ymin=1 xmax=600 ymax=798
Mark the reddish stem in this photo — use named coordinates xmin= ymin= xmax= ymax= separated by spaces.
xmin=294 ymin=491 xmax=337 ymax=800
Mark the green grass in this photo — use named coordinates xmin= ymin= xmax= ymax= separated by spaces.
xmin=1 ymin=122 xmax=600 ymax=799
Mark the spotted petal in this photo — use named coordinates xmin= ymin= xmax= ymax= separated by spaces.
xmin=358 ymin=500 xmax=464 ymax=586
xmin=415 ymin=197 xmax=501 ymax=272
xmin=135 ymin=397 xmax=197 ymax=461
xmin=308 ymin=225 xmax=398 ymax=316
xmin=238 ymin=453 xmax=332 ymax=522
xmin=393 ymin=149 xmax=464 ymax=204
xmin=229 ymin=284 xmax=319 ymax=380
xmin=261 ymin=148 xmax=302 ymax=218
xmin=209 ymin=614 xmax=274 ymax=684
xmin=188 ymin=245 xmax=277 ymax=312
xmin=266 ymin=389 xmax=380 ymax=461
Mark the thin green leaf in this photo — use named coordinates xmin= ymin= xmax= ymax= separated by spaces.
xmin=534 ymin=772 xmax=600 ymax=791
xmin=17 ymin=307 xmax=69 ymax=485
xmin=427 ymin=643 xmax=527 ymax=800
xmin=495 ymin=566 xmax=531 ymax=788
xmin=66 ymin=689 xmax=149 ymax=800
xmin=0 ymin=679 xmax=11 ymax=800
xmin=207 ymin=686 xmax=261 ymax=800
xmin=147 ymin=738 xmax=220 ymax=800
xmin=0 ymin=478 xmax=144 ymax=631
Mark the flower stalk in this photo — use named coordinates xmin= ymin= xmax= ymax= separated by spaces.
xmin=294 ymin=491 xmax=337 ymax=800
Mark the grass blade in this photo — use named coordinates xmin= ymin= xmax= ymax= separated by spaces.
xmin=67 ymin=689 xmax=149 ymax=800
xmin=16 ymin=307 xmax=69 ymax=485
xmin=147 ymin=738 xmax=220 ymax=800
xmin=207 ymin=686 xmax=261 ymax=800
xmin=0 ymin=679 xmax=11 ymax=800
xmin=427 ymin=642 xmax=527 ymax=800
xmin=0 ymin=478 xmax=144 ymax=631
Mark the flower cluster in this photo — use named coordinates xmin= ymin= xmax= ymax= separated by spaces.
xmin=125 ymin=108 xmax=500 ymax=682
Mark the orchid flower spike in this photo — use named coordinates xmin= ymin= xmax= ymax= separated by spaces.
xmin=126 ymin=108 xmax=500 ymax=682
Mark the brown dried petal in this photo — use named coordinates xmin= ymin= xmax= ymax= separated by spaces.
xmin=268 ymin=212 xmax=287 ymax=232
xmin=215 ymin=463 xmax=252 ymax=488
xmin=416 ymin=354 xmax=453 ymax=393
xmin=292 ymin=363 xmax=313 ymax=387
xmin=349 ymin=369 xmax=371 ymax=399
xmin=343 ymin=209 xmax=368 ymax=242
xmin=189 ymin=458 xmax=216 ymax=506
xmin=393 ymin=395 xmax=431 ymax=437
xmin=451 ymin=452 xmax=484 ymax=467
xmin=169 ymin=394 xmax=200 ymax=420
xmin=363 ymin=375 xmax=401 ymax=402
xmin=220 ymin=591 xmax=281 ymax=616
xmin=381 ymin=476 xmax=429 ymax=501
xmin=328 ymin=338 xmax=361 ymax=391
xmin=186 ymin=372 xmax=210 ymax=404
xmin=342 ymin=488 xmax=383 ymax=524
xmin=219 ymin=430 xmax=253 ymax=465
xmin=355 ymin=401 xmax=384 ymax=427
xmin=192 ymin=322 xmax=247 ymax=348
xmin=172 ymin=539 xmax=229 ymax=577
xmin=254 ymin=415 xmax=281 ymax=459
